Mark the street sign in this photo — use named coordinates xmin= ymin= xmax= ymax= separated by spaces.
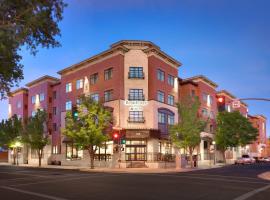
xmin=232 ymin=100 xmax=241 ymax=108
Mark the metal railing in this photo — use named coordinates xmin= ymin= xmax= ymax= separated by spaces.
xmin=128 ymin=72 xmax=145 ymax=79
xmin=127 ymin=117 xmax=145 ymax=123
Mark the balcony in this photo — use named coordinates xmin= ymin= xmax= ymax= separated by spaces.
xmin=128 ymin=117 xmax=145 ymax=123
xmin=128 ymin=94 xmax=145 ymax=101
xmin=128 ymin=72 xmax=145 ymax=79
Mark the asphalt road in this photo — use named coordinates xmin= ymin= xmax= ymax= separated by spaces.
xmin=0 ymin=163 xmax=270 ymax=200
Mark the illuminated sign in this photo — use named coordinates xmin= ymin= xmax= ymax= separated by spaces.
xmin=124 ymin=100 xmax=148 ymax=106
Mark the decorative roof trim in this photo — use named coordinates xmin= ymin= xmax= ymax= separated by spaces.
xmin=184 ymin=75 xmax=218 ymax=88
xmin=8 ymin=87 xmax=28 ymax=97
xmin=26 ymin=75 xmax=59 ymax=87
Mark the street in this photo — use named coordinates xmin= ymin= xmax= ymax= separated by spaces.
xmin=0 ymin=164 xmax=270 ymax=200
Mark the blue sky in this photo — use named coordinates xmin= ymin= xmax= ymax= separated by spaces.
xmin=0 ymin=0 xmax=269 ymax=136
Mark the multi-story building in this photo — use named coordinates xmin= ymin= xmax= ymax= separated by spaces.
xmin=179 ymin=75 xmax=218 ymax=165
xmin=7 ymin=40 xmax=268 ymax=167
xmin=248 ymin=115 xmax=267 ymax=157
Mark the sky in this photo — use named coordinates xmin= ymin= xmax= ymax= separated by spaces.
xmin=0 ymin=0 xmax=269 ymax=136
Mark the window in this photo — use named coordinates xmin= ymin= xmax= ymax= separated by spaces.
xmin=91 ymin=93 xmax=99 ymax=102
xmin=31 ymin=96 xmax=36 ymax=104
xmin=191 ymin=90 xmax=196 ymax=97
xmin=66 ymin=143 xmax=83 ymax=160
xmin=53 ymin=107 xmax=57 ymax=115
xmin=202 ymin=93 xmax=208 ymax=102
xmin=66 ymin=101 xmax=72 ymax=111
xmin=52 ymin=146 xmax=59 ymax=154
xmin=210 ymin=111 xmax=214 ymax=119
xmin=31 ymin=111 xmax=36 ymax=117
xmin=104 ymin=68 xmax=113 ymax=80
xmin=158 ymin=112 xmax=166 ymax=123
xmin=226 ymin=105 xmax=231 ymax=112
xmin=157 ymin=69 xmax=165 ymax=81
xmin=157 ymin=91 xmax=165 ymax=102
xmin=66 ymin=83 xmax=72 ymax=93
xmin=168 ymin=115 xmax=175 ymax=125
xmin=76 ymin=79 xmax=83 ymax=89
xmin=53 ymin=123 xmax=57 ymax=131
xmin=209 ymin=96 xmax=213 ymax=105
xmin=128 ymin=111 xmax=144 ymax=122
xmin=39 ymin=93 xmax=45 ymax=102
xmin=129 ymin=89 xmax=144 ymax=100
xmin=90 ymin=73 xmax=98 ymax=85
xmin=210 ymin=124 xmax=214 ymax=133
xmin=168 ymin=75 xmax=174 ymax=86
xmin=16 ymin=101 xmax=21 ymax=108
xmin=168 ymin=95 xmax=174 ymax=106
xmin=53 ymin=91 xmax=57 ymax=99
xmin=202 ymin=108 xmax=208 ymax=117
xmin=104 ymin=90 xmax=113 ymax=102
xmin=76 ymin=98 xmax=81 ymax=106
xmin=129 ymin=67 xmax=144 ymax=79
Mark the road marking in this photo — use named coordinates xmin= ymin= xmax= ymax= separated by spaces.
xmin=9 ymin=174 xmax=123 ymax=187
xmin=143 ymin=174 xmax=269 ymax=185
xmin=0 ymin=186 xmax=68 ymax=200
xmin=233 ymin=184 xmax=270 ymax=200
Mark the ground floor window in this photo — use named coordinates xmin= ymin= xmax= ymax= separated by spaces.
xmin=94 ymin=141 xmax=113 ymax=161
xmin=52 ymin=145 xmax=61 ymax=155
xmin=66 ymin=143 xmax=83 ymax=160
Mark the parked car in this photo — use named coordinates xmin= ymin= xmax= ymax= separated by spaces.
xmin=235 ymin=155 xmax=255 ymax=165
xmin=261 ymin=157 xmax=270 ymax=162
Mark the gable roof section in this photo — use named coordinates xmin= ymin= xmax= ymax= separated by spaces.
xmin=184 ymin=75 xmax=218 ymax=88
xmin=26 ymin=75 xmax=59 ymax=87
xmin=8 ymin=87 xmax=28 ymax=97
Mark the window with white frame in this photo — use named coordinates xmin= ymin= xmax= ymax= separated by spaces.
xmin=129 ymin=111 xmax=144 ymax=122
xmin=90 ymin=73 xmax=98 ymax=85
xmin=129 ymin=67 xmax=144 ymax=79
xmin=65 ymin=101 xmax=72 ymax=111
xmin=104 ymin=68 xmax=113 ymax=80
xmin=157 ymin=91 xmax=165 ymax=102
xmin=31 ymin=96 xmax=36 ymax=104
xmin=202 ymin=93 xmax=208 ymax=102
xmin=31 ymin=110 xmax=36 ymax=117
xmin=168 ymin=95 xmax=174 ymax=106
xmin=16 ymin=101 xmax=21 ymax=108
xmin=129 ymin=89 xmax=144 ymax=100
xmin=76 ymin=79 xmax=83 ymax=89
xmin=157 ymin=69 xmax=165 ymax=81
xmin=158 ymin=112 xmax=166 ymax=123
xmin=168 ymin=75 xmax=174 ymax=86
xmin=39 ymin=93 xmax=45 ymax=102
xmin=168 ymin=115 xmax=175 ymax=125
xmin=91 ymin=93 xmax=99 ymax=102
xmin=104 ymin=90 xmax=113 ymax=102
xmin=66 ymin=83 xmax=72 ymax=93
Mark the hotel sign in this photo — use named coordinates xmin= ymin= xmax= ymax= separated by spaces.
xmin=124 ymin=100 xmax=148 ymax=106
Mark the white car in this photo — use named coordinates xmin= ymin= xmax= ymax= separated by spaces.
xmin=235 ymin=155 xmax=255 ymax=165
xmin=262 ymin=157 xmax=270 ymax=162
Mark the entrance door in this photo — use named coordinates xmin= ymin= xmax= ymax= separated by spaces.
xmin=125 ymin=140 xmax=147 ymax=161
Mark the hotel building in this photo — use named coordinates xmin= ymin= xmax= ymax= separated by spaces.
xmin=7 ymin=40 xmax=268 ymax=167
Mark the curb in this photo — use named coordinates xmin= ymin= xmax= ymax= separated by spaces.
xmin=258 ymin=171 xmax=270 ymax=181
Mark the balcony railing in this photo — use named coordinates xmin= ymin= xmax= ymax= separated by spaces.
xmin=127 ymin=117 xmax=145 ymax=123
xmin=128 ymin=94 xmax=145 ymax=101
xmin=128 ymin=72 xmax=145 ymax=79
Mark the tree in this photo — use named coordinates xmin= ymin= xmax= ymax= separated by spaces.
xmin=23 ymin=109 xmax=49 ymax=167
xmin=62 ymin=95 xmax=113 ymax=169
xmin=170 ymin=96 xmax=207 ymax=168
xmin=0 ymin=0 xmax=66 ymax=99
xmin=0 ymin=115 xmax=23 ymax=164
xmin=215 ymin=111 xmax=258 ymax=163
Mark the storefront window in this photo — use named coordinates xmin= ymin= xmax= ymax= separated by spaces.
xmin=66 ymin=143 xmax=83 ymax=160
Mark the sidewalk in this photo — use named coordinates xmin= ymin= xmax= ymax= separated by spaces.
xmin=0 ymin=162 xmax=224 ymax=174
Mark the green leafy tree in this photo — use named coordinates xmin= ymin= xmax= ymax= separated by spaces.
xmin=0 ymin=0 xmax=66 ymax=99
xmin=170 ymin=96 xmax=207 ymax=168
xmin=23 ymin=109 xmax=49 ymax=167
xmin=216 ymin=111 xmax=258 ymax=162
xmin=62 ymin=95 xmax=113 ymax=169
xmin=0 ymin=115 xmax=22 ymax=164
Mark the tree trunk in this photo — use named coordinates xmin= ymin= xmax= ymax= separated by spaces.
xmin=38 ymin=150 xmax=42 ymax=167
xmin=189 ymin=147 xmax=194 ymax=168
xmin=89 ymin=147 xmax=95 ymax=169
xmin=13 ymin=148 xmax=16 ymax=165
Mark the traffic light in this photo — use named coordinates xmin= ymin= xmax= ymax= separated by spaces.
xmin=120 ymin=138 xmax=126 ymax=145
xmin=72 ymin=106 xmax=79 ymax=120
xmin=217 ymin=96 xmax=225 ymax=112
xmin=113 ymin=133 xmax=119 ymax=139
